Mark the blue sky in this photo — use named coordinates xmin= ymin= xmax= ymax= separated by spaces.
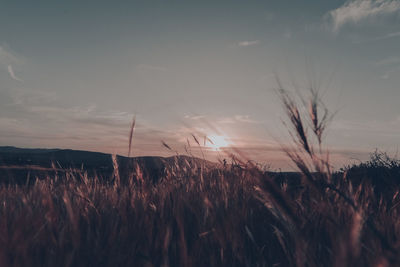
xmin=0 ymin=0 xmax=399 ymax=169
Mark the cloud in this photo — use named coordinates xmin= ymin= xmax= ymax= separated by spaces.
xmin=184 ymin=114 xmax=259 ymax=125
xmin=0 ymin=46 xmax=24 ymax=81
xmin=373 ymin=30 xmax=400 ymax=41
xmin=0 ymin=46 xmax=19 ymax=63
xmin=352 ymin=30 xmax=400 ymax=44
xmin=327 ymin=0 xmax=400 ymax=32
xmin=7 ymin=65 xmax=23 ymax=82
xmin=381 ymin=30 xmax=400 ymax=38
xmin=0 ymin=87 xmax=186 ymax=157
xmin=219 ymin=115 xmax=259 ymax=124
xmin=237 ymin=40 xmax=260 ymax=47
xmin=184 ymin=114 xmax=206 ymax=120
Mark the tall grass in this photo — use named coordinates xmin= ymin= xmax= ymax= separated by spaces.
xmin=1 ymin=88 xmax=400 ymax=266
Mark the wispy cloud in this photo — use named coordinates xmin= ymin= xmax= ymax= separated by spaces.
xmin=237 ymin=40 xmax=260 ymax=47
xmin=327 ymin=0 xmax=400 ymax=32
xmin=351 ymin=30 xmax=400 ymax=44
xmin=0 ymin=46 xmax=24 ymax=81
xmin=184 ymin=114 xmax=258 ymax=124
xmin=0 ymin=46 xmax=19 ymax=63
xmin=7 ymin=65 xmax=23 ymax=82
xmin=380 ymin=31 xmax=400 ymax=39
xmin=374 ymin=30 xmax=400 ymax=41
xmin=184 ymin=115 xmax=206 ymax=120
xmin=218 ymin=115 xmax=259 ymax=124
xmin=0 ymin=87 xmax=185 ymax=156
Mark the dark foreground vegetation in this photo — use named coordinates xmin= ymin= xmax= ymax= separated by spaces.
xmin=1 ymin=152 xmax=400 ymax=267
xmin=1 ymin=88 xmax=399 ymax=267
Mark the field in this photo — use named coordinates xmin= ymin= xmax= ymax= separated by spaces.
xmin=1 ymin=90 xmax=399 ymax=267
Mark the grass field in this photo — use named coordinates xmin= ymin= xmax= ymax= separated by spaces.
xmin=1 ymin=89 xmax=399 ymax=267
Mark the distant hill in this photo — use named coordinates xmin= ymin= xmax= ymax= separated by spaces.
xmin=0 ymin=146 xmax=216 ymax=184
xmin=0 ymin=146 xmax=61 ymax=154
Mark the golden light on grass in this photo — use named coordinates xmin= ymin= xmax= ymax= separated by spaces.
xmin=207 ymin=135 xmax=231 ymax=151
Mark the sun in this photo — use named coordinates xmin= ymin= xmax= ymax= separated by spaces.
xmin=207 ymin=135 xmax=230 ymax=151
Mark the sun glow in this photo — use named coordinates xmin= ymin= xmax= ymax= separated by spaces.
xmin=207 ymin=135 xmax=230 ymax=151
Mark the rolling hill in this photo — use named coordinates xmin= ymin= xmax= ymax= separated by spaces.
xmin=0 ymin=146 xmax=216 ymax=184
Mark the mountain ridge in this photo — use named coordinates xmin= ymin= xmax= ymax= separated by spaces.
xmin=0 ymin=146 xmax=218 ymax=184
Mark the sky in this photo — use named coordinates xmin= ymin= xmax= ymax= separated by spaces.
xmin=0 ymin=0 xmax=399 ymax=170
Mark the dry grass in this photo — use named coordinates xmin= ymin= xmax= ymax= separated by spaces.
xmin=1 ymin=88 xmax=400 ymax=266
xmin=128 ymin=115 xmax=136 ymax=157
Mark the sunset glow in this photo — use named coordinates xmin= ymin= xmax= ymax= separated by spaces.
xmin=0 ymin=0 xmax=398 ymax=168
xmin=207 ymin=135 xmax=230 ymax=151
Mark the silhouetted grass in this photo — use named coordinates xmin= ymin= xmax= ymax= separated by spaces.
xmin=1 ymin=88 xmax=400 ymax=266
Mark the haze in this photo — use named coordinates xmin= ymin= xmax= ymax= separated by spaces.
xmin=0 ymin=0 xmax=399 ymax=169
